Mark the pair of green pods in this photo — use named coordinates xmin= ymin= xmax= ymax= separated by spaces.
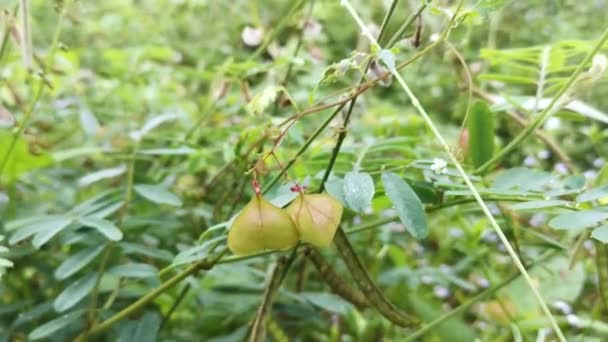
xmin=227 ymin=193 xmax=343 ymax=255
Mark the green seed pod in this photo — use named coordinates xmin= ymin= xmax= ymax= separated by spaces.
xmin=286 ymin=193 xmax=343 ymax=248
xmin=227 ymin=195 xmax=299 ymax=255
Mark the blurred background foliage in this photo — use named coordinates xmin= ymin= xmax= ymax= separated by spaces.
xmin=1 ymin=0 xmax=608 ymax=341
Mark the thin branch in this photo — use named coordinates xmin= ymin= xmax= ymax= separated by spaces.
xmin=341 ymin=0 xmax=566 ymax=339
xmin=249 ymin=258 xmax=288 ymax=342
xmin=404 ymin=250 xmax=559 ymax=341
xmin=75 ymin=249 xmax=228 ymax=341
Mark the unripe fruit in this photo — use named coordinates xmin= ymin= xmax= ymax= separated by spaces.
xmin=227 ymin=195 xmax=299 ymax=255
xmin=286 ymin=193 xmax=343 ymax=248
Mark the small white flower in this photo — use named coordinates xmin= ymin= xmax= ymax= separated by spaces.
xmin=433 ymin=285 xmax=450 ymax=299
xmin=554 ymin=162 xmax=569 ymax=174
xmin=537 ymin=150 xmax=551 ymax=160
xmin=566 ymin=314 xmax=582 ymax=328
xmin=430 ymin=158 xmax=448 ymax=175
xmin=584 ymin=170 xmax=597 ymax=181
xmin=241 ymin=26 xmax=264 ymax=47
xmin=593 ymin=158 xmax=605 ymax=168
xmin=523 ymin=155 xmax=537 ymax=167
xmin=544 ymin=117 xmax=561 ymax=130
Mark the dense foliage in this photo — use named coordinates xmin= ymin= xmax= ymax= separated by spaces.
xmin=1 ymin=0 xmax=608 ymax=341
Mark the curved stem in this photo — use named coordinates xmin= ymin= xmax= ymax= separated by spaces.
xmin=306 ymin=248 xmax=369 ymax=309
xmin=333 ymin=228 xmax=418 ymax=327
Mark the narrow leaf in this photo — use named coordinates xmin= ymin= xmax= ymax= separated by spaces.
xmin=381 ymin=172 xmax=428 ymax=239
xmin=109 ymin=263 xmax=158 ymax=278
xmin=55 ymin=245 xmax=105 ymax=280
xmin=548 ymin=211 xmax=608 ymax=230
xmin=468 ymin=101 xmax=495 ymax=169
xmin=134 ymin=184 xmax=182 ymax=207
xmin=343 ymin=172 xmax=374 ymax=212
xmin=79 ymin=217 xmax=123 ymax=241
xmin=32 ymin=216 xmax=72 ymax=248
xmin=29 ymin=310 xmax=84 ymax=340
xmin=509 ymin=200 xmax=569 ymax=211
xmin=53 ymin=274 xmax=97 ymax=312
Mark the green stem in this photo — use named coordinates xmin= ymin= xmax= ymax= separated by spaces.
xmin=250 ymin=0 xmax=306 ymax=60
xmin=385 ymin=2 xmax=427 ymax=48
xmin=318 ymin=0 xmax=404 ymax=190
xmin=595 ymin=241 xmax=608 ymax=314
xmin=75 ymin=249 xmax=227 ymax=341
xmin=87 ymin=142 xmax=138 ymax=327
xmin=404 ymin=250 xmax=558 ymax=341
xmin=474 ymin=25 xmax=608 ymax=174
xmin=262 ymin=103 xmax=346 ymax=193
xmin=249 ymin=258 xmax=288 ymax=342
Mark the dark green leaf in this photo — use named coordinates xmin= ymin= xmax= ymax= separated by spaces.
xmin=468 ymin=101 xmax=495 ymax=170
xmin=53 ymin=274 xmax=97 ymax=312
xmin=381 ymin=172 xmax=428 ymax=239
xmin=29 ymin=310 xmax=84 ymax=340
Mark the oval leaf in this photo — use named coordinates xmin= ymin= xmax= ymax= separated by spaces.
xmin=134 ymin=184 xmax=182 ymax=206
xmin=79 ymin=217 xmax=123 ymax=241
xmin=592 ymin=225 xmax=608 ymax=243
xmin=468 ymin=101 xmax=495 ymax=170
xmin=381 ymin=172 xmax=428 ymax=239
xmin=577 ymin=186 xmax=608 ymax=203
xmin=548 ymin=211 xmax=608 ymax=230
xmin=55 ymin=245 xmax=105 ymax=280
xmin=53 ymin=274 xmax=97 ymax=312
xmin=343 ymin=172 xmax=374 ymax=212
xmin=32 ymin=217 xmax=74 ymax=249
xmin=509 ymin=200 xmax=569 ymax=211
xmin=109 ymin=263 xmax=158 ymax=278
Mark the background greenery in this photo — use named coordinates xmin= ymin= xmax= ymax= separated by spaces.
xmin=1 ymin=0 xmax=608 ymax=341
